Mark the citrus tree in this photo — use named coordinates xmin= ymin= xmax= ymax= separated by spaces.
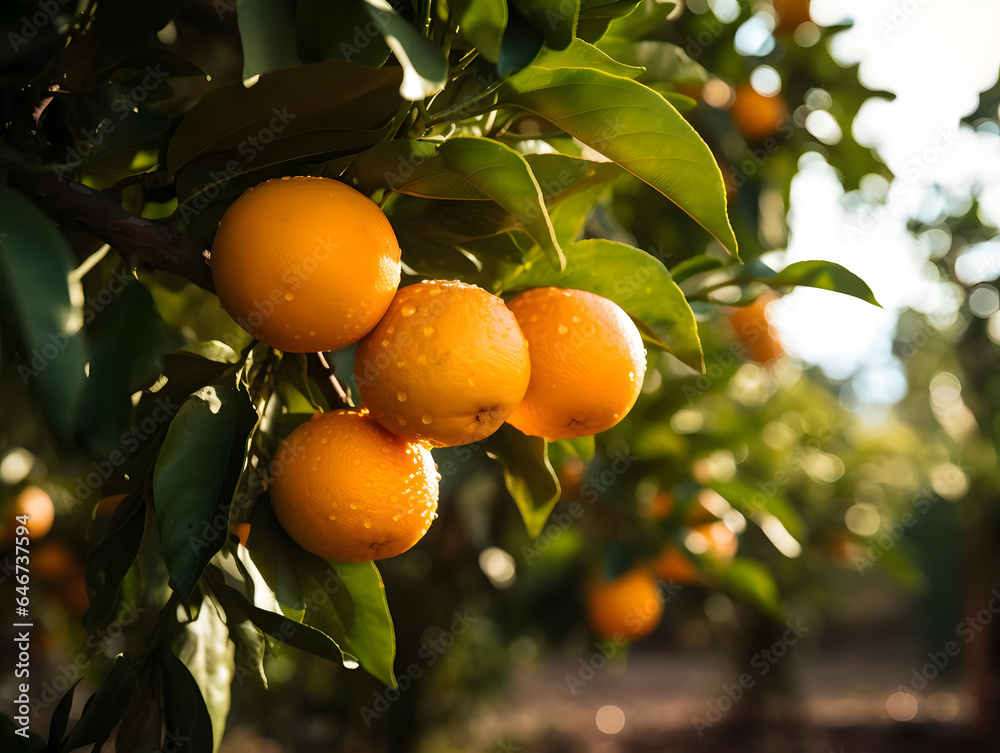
xmin=0 ymin=0 xmax=881 ymax=749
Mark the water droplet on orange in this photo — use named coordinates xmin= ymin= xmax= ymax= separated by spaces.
xmin=284 ymin=292 xmax=294 ymax=301
xmin=401 ymin=304 xmax=416 ymax=317
xmin=421 ymin=415 xmax=433 ymax=424
xmin=558 ymin=325 xmax=568 ymax=335
xmin=397 ymin=391 xmax=407 ymax=402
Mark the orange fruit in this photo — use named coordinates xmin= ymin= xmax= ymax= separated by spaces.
xmin=689 ymin=521 xmax=739 ymax=563
xmin=236 ymin=522 xmax=252 ymax=547
xmin=729 ymin=83 xmax=788 ymax=142
xmin=506 ymin=287 xmax=646 ymax=439
xmin=586 ymin=568 xmax=664 ymax=641
xmin=773 ymin=0 xmax=811 ymax=32
xmin=651 ymin=546 xmax=700 ymax=585
xmin=32 ymin=542 xmax=76 ymax=581
xmin=268 ymin=409 xmax=439 ymax=563
xmin=728 ymin=290 xmax=784 ymax=364
xmin=355 ymin=280 xmax=530 ymax=447
xmin=11 ymin=486 xmax=55 ymax=539
xmin=210 ymin=176 xmax=401 ymax=353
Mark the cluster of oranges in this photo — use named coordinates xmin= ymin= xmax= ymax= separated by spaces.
xmin=583 ymin=491 xmax=740 ymax=643
xmin=210 ymin=176 xmax=647 ymax=564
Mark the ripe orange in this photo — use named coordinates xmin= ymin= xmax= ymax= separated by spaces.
xmin=506 ymin=287 xmax=646 ymax=439
xmin=728 ymin=290 xmax=784 ymax=364
xmin=586 ymin=567 xmax=664 ymax=641
xmin=773 ymin=0 xmax=811 ymax=32
xmin=651 ymin=546 xmax=700 ymax=585
xmin=729 ymin=83 xmax=788 ymax=142
xmin=10 ymin=486 xmax=55 ymax=539
xmin=652 ymin=521 xmax=739 ymax=584
xmin=268 ymin=409 xmax=438 ymax=563
xmin=210 ymin=176 xmax=401 ymax=353
xmin=355 ymin=280 xmax=530 ymax=447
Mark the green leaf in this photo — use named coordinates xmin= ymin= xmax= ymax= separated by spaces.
xmin=744 ymin=259 xmax=881 ymax=307
xmin=174 ymin=595 xmax=235 ymax=752
xmin=553 ymin=435 xmax=596 ymax=462
xmin=115 ymin=667 xmax=163 ymax=753
xmin=309 ymin=561 xmax=397 ymax=688
xmin=363 ymin=0 xmax=448 ymax=100
xmin=83 ymin=489 xmax=146 ymax=630
xmin=577 ymin=0 xmax=643 ymax=42
xmin=176 ymin=124 xmax=393 ymax=206
xmin=153 ymin=385 xmax=259 ymax=600
xmin=76 ymin=277 xmax=171 ymax=455
xmin=346 ymin=139 xmax=444 ymax=196
xmin=721 ymin=558 xmax=782 ymax=618
xmin=61 ymin=654 xmax=138 ymax=753
xmin=528 ymin=38 xmax=644 ymax=79
xmin=510 ymin=0 xmax=579 ymax=51
xmin=167 ymin=60 xmax=403 ymax=173
xmin=159 ymin=652 xmax=216 ymax=753
xmin=597 ymin=39 xmax=710 ymax=85
xmin=0 ymin=187 xmax=87 ymax=440
xmin=669 ymin=254 xmax=725 ymax=284
xmin=505 ymin=238 xmax=704 ymax=371
xmin=237 ymin=0 xmax=302 ymax=83
xmin=212 ymin=578 xmax=353 ymax=666
xmin=245 ymin=502 xmax=397 ymax=686
xmin=497 ymin=8 xmax=545 ymax=75
xmin=48 ymin=679 xmax=82 ymax=748
xmin=484 ymin=424 xmax=560 ymax=538
xmin=709 ymin=479 xmax=806 ymax=542
xmin=450 ymin=0 xmax=508 ymax=62
xmin=438 ymin=137 xmax=565 ymax=270
xmin=297 ymin=0 xmax=392 ymax=67
xmin=499 ymin=64 xmax=739 ymax=258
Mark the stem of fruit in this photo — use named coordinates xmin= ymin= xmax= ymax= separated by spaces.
xmin=307 ymin=352 xmax=351 ymax=410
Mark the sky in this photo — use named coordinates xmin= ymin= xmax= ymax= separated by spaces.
xmin=762 ymin=0 xmax=1000 ymax=401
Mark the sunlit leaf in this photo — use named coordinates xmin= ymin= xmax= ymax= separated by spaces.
xmin=363 ymin=0 xmax=448 ymax=100
xmin=450 ymin=0 xmax=508 ymax=62
xmin=485 ymin=424 xmax=561 ymax=538
xmin=153 ymin=385 xmax=258 ymax=600
xmin=499 ymin=63 xmax=739 ymax=257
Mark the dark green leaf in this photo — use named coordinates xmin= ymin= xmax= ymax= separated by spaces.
xmin=83 ymin=489 xmax=147 ymax=630
xmin=438 ymin=138 xmax=565 ymax=269
xmin=237 ymin=0 xmax=302 ymax=83
xmin=115 ymin=667 xmax=162 ymax=753
xmin=60 ymin=654 xmax=138 ymax=753
xmin=0 ymin=187 xmax=87 ymax=440
xmin=363 ymin=0 xmax=448 ymax=100
xmin=505 ymin=238 xmax=704 ymax=371
xmin=167 ymin=60 xmax=403 ymax=173
xmin=176 ymin=124 xmax=393 ymax=206
xmin=497 ymin=9 xmax=545 ymax=75
xmin=159 ymin=653 xmax=216 ymax=753
xmin=485 ymin=424 xmax=560 ymax=538
xmin=153 ymin=385 xmax=259 ymax=600
xmin=245 ymin=502 xmax=397 ymax=686
xmin=721 ymin=558 xmax=782 ymax=618
xmin=94 ymin=46 xmax=208 ymax=78
xmin=211 ymin=578 xmax=354 ymax=667
xmin=744 ymin=259 xmax=881 ymax=307
xmin=75 ymin=277 xmax=171 ymax=455
xmin=297 ymin=0 xmax=391 ymax=67
xmin=450 ymin=0 xmax=508 ymax=62
xmin=670 ymin=254 xmax=725 ymax=284
xmin=499 ymin=61 xmax=739 ymax=258
xmin=577 ymin=0 xmax=643 ymax=42
xmin=47 ymin=680 xmax=82 ymax=748
xmin=510 ymin=0 xmax=579 ymax=51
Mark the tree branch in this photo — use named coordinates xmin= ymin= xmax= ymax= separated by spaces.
xmin=307 ymin=352 xmax=351 ymax=410
xmin=1 ymin=142 xmax=214 ymax=291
